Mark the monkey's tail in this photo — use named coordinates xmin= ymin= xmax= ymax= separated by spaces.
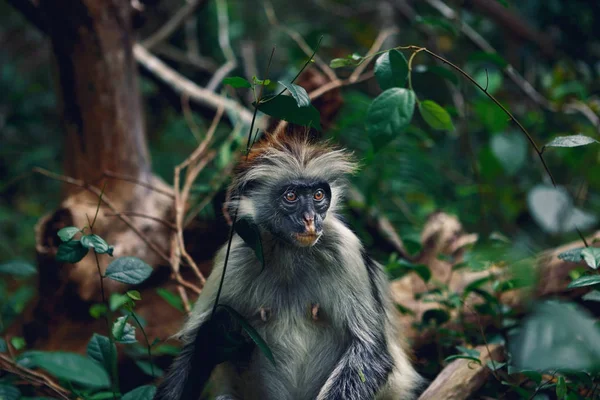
xmin=153 ymin=328 xmax=213 ymax=400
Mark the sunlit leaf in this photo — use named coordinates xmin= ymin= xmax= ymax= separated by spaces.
xmin=581 ymin=248 xmax=600 ymax=270
xmin=366 ymin=88 xmax=416 ymax=149
xmin=127 ymin=290 xmax=142 ymax=301
xmin=0 ymin=260 xmax=37 ymax=277
xmin=105 ymin=257 xmax=152 ymax=285
xmin=474 ymin=68 xmax=503 ymax=95
xmin=81 ymin=234 xmax=111 ymax=254
xmin=10 ymin=337 xmax=25 ymax=351
xmin=544 ymin=134 xmax=599 ymax=149
xmin=509 ymin=301 xmax=600 ymax=372
xmin=222 ymin=76 xmax=251 ymax=89
xmin=374 ymin=50 xmax=409 ymax=90
xmin=112 ymin=316 xmax=137 ymax=344
xmin=278 ymin=81 xmax=310 ymax=107
xmin=89 ymin=304 xmax=107 ymax=319
xmin=57 ymin=226 xmax=80 ymax=242
xmin=110 ymin=293 xmax=132 ymax=311
xmin=567 ymin=275 xmax=600 ymax=289
xmin=582 ymin=290 xmax=600 ymax=302
xmin=419 ymin=100 xmax=454 ymax=131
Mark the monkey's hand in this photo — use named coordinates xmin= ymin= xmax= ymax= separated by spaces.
xmin=316 ymin=339 xmax=394 ymax=400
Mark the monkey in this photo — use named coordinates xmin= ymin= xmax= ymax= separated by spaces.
xmin=154 ymin=128 xmax=423 ymax=400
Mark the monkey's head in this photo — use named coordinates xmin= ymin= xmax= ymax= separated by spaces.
xmin=224 ymin=128 xmax=356 ymax=248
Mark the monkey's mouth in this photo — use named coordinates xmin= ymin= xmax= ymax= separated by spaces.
xmin=294 ymin=232 xmax=322 ymax=246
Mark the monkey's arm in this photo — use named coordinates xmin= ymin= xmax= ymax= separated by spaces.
xmin=316 ymin=255 xmax=395 ymax=400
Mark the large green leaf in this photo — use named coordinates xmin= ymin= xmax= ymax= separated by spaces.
xmin=509 ymin=301 xmax=600 ymax=372
xmin=257 ymin=95 xmax=321 ymax=130
xmin=374 ymin=50 xmax=409 ymax=90
xmin=418 ymin=100 xmax=454 ymax=131
xmin=558 ymin=247 xmax=585 ymax=263
xmin=0 ymin=260 xmax=37 ymax=277
xmin=105 ymin=257 xmax=152 ymax=285
xmin=0 ymin=384 xmax=21 ymax=400
xmin=277 ymin=81 xmax=310 ymax=107
xmin=366 ymin=88 xmax=416 ymax=149
xmin=56 ymin=240 xmax=89 ymax=263
xmin=568 ymin=275 xmax=600 ymax=289
xmin=234 ymin=218 xmax=264 ymax=270
xmin=122 ymin=385 xmax=156 ymax=400
xmin=86 ymin=334 xmax=116 ymax=375
xmin=581 ymin=248 xmax=600 ymax=270
xmin=17 ymin=351 xmax=110 ymax=389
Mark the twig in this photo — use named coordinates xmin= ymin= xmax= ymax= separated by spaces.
xmin=263 ymin=0 xmax=338 ymax=82
xmin=0 ymin=353 xmax=71 ymax=400
xmin=102 ymin=170 xmax=175 ymax=198
xmin=206 ymin=0 xmax=237 ymax=92
xmin=154 ymin=44 xmax=217 ymax=72
xmin=32 ymin=167 xmax=172 ymax=264
xmin=134 ymin=44 xmax=261 ymax=128
xmin=142 ymin=0 xmax=209 ymax=49
xmin=349 ymin=28 xmax=398 ymax=82
xmin=105 ymin=212 xmax=177 ymax=231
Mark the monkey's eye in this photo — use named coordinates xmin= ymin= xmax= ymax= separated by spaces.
xmin=284 ymin=191 xmax=297 ymax=202
xmin=314 ymin=189 xmax=325 ymax=201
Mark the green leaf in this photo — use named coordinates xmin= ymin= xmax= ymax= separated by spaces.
xmin=81 ymin=234 xmax=111 ymax=254
xmin=105 ymin=257 xmax=152 ymax=285
xmin=252 ymin=76 xmax=271 ymax=86
xmin=57 ymin=226 xmax=80 ymax=242
xmin=127 ymin=290 xmax=142 ymax=301
xmin=329 ymin=55 xmax=362 ymax=69
xmin=0 ymin=384 xmax=21 ymax=400
xmin=473 ymin=68 xmax=503 ymax=95
xmin=556 ymin=376 xmax=567 ymax=399
xmin=581 ymin=248 xmax=600 ymax=270
xmin=509 ymin=301 xmax=600 ymax=372
xmin=222 ymin=76 xmax=251 ymax=89
xmin=0 ymin=338 xmax=6 ymax=353
xmin=277 ymin=82 xmax=310 ymax=107
xmin=558 ymin=247 xmax=585 ymax=263
xmin=217 ymin=304 xmax=275 ymax=365
xmin=257 ymin=96 xmax=321 ymax=131
xmin=135 ymin=360 xmax=164 ymax=377
xmin=11 ymin=336 xmax=26 ymax=351
xmin=0 ymin=260 xmax=37 ymax=277
xmin=490 ymin=131 xmax=527 ymax=176
xmin=87 ymin=334 xmax=116 ymax=375
xmin=113 ymin=316 xmax=137 ymax=344
xmin=110 ymin=293 xmax=132 ymax=311
xmin=156 ymin=288 xmax=185 ymax=313
xmin=421 ymin=309 xmax=450 ymax=326
xmin=122 ymin=385 xmax=156 ymax=400
xmin=56 ymin=240 xmax=89 ymax=263
xmin=568 ymin=275 xmax=600 ymax=289
xmin=89 ymin=303 xmax=108 ymax=319
xmin=544 ymin=134 xmax=599 ymax=149
xmin=582 ymin=290 xmax=600 ymax=302
xmin=419 ymin=100 xmax=454 ymax=131
xmin=366 ymin=88 xmax=416 ymax=149
xmin=17 ymin=351 xmax=110 ymax=389
xmin=374 ymin=50 xmax=409 ymax=90
xmin=235 ymin=218 xmax=264 ymax=270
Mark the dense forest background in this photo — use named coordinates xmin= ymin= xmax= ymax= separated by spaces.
xmin=1 ymin=0 xmax=600 ymax=399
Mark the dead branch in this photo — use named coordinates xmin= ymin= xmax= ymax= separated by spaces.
xmin=105 ymin=212 xmax=176 ymax=231
xmin=0 ymin=353 xmax=71 ymax=400
xmin=154 ymin=44 xmax=218 ymax=72
xmin=142 ymin=0 xmax=209 ymax=49
xmin=418 ymin=344 xmax=505 ymax=400
xmin=102 ymin=170 xmax=175 ymax=198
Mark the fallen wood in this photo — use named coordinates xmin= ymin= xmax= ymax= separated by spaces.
xmin=418 ymin=344 xmax=505 ymax=400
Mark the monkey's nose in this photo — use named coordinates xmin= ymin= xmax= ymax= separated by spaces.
xmin=303 ymin=212 xmax=314 ymax=224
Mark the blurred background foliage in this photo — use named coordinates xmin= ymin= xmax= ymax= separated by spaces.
xmin=1 ymin=0 xmax=600 ymax=398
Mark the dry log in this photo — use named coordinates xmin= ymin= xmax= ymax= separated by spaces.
xmin=418 ymin=344 xmax=505 ymax=400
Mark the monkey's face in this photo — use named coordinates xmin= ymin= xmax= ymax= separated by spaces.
xmin=260 ymin=179 xmax=331 ymax=247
